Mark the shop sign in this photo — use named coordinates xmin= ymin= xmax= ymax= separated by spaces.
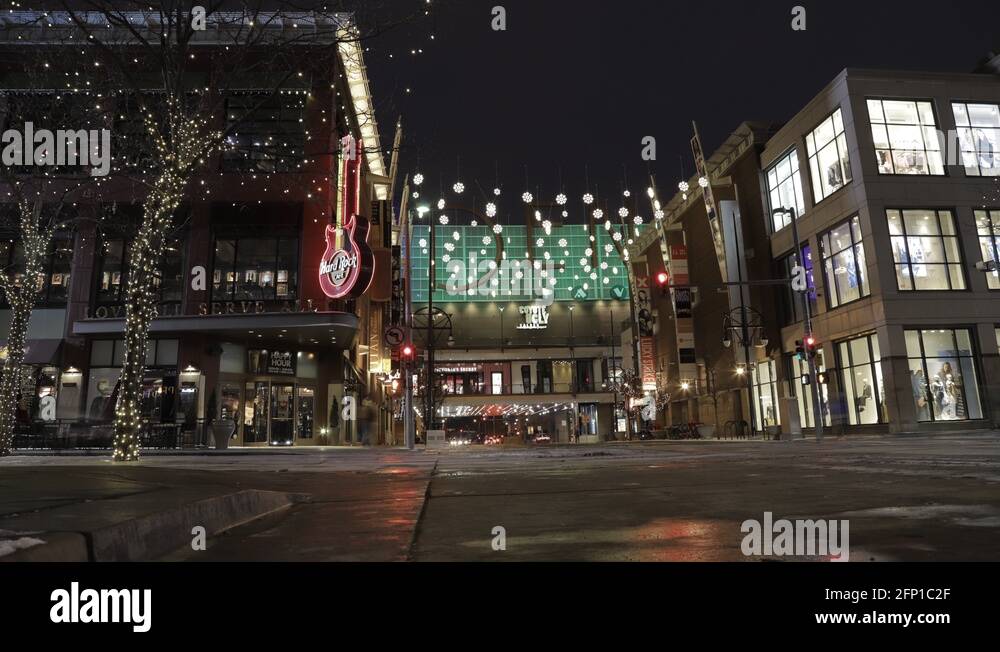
xmin=639 ymin=336 xmax=657 ymax=391
xmin=516 ymin=305 xmax=549 ymax=330
xmin=248 ymin=349 xmax=297 ymax=377
xmin=319 ymin=136 xmax=375 ymax=299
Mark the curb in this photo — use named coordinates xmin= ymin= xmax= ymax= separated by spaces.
xmin=1 ymin=489 xmax=303 ymax=562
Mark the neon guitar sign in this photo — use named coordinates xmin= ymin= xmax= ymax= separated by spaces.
xmin=319 ymin=136 xmax=375 ymax=299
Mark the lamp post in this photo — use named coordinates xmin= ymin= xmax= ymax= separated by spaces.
xmin=774 ymin=206 xmax=825 ymax=442
xmin=498 ymin=305 xmax=505 ymax=353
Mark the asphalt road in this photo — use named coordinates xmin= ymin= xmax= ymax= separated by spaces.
xmin=3 ymin=434 xmax=999 ymax=561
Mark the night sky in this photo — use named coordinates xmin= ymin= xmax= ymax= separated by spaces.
xmin=367 ymin=0 xmax=999 ymax=218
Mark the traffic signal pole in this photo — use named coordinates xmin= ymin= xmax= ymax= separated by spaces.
xmin=785 ymin=207 xmax=825 ymax=442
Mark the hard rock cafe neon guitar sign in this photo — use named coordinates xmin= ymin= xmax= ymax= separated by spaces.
xmin=319 ymin=136 xmax=375 ymax=299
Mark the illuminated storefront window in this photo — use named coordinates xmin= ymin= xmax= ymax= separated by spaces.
xmin=952 ymin=101 xmax=1000 ymax=176
xmin=905 ymin=329 xmax=983 ymax=423
xmin=836 ymin=333 xmax=885 ymax=425
xmin=975 ymin=209 xmax=1000 ymax=289
xmin=887 ymin=209 xmax=965 ymax=291
xmin=819 ymin=215 xmax=870 ymax=308
xmin=751 ymin=359 xmax=780 ymax=432
xmin=766 ymin=149 xmax=806 ymax=230
xmin=806 ymin=107 xmax=852 ymax=202
xmin=867 ymin=99 xmax=944 ymax=175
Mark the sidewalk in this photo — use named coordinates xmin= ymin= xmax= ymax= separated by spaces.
xmin=0 ymin=453 xmax=436 ymax=561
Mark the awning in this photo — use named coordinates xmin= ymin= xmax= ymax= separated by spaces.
xmin=0 ymin=339 xmax=63 ymax=365
xmin=72 ymin=311 xmax=359 ymax=348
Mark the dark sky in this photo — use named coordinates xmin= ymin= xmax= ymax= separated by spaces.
xmin=366 ymin=0 xmax=1000 ymax=217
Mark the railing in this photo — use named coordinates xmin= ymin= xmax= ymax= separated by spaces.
xmin=12 ymin=418 xmax=211 ymax=451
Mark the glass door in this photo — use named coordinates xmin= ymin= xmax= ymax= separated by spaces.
xmin=270 ymin=383 xmax=295 ymax=445
xmin=298 ymin=387 xmax=314 ymax=439
xmin=244 ymin=382 xmax=269 ymax=443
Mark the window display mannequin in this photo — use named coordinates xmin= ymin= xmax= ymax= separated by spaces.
xmin=931 ymin=362 xmax=960 ymax=420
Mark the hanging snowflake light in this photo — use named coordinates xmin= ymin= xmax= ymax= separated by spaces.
xmin=604 ymin=220 xmax=612 ymax=231
xmin=470 ymin=220 xmax=478 ymax=227
xmin=493 ymin=224 xmax=503 ymax=234
xmin=482 ymin=236 xmax=491 ymax=245
xmin=556 ymin=193 xmax=567 ymax=205
xmin=623 ymin=190 xmax=631 ymax=198
xmin=542 ymin=220 xmax=552 ymax=231
xmin=584 ymin=247 xmax=593 ymax=256
xmin=439 ymin=215 xmax=449 ymax=225
xmin=412 ymin=191 xmax=420 ymax=199
xmin=619 ymin=207 xmax=629 ymax=218
xmin=413 ymin=173 xmax=424 ymax=186
xmin=698 ymin=176 xmax=709 ymax=188
xmin=678 ymin=180 xmax=689 ymax=193
xmin=655 ymin=209 xmax=665 ymax=220
xmin=633 ymin=215 xmax=644 ymax=225
xmin=612 ymin=231 xmax=622 ymax=242
xmin=486 ymin=202 xmax=497 ymax=217
xmin=493 ymin=187 xmax=501 ymax=196
xmin=437 ymin=198 xmax=446 ymax=210
xmin=579 ymin=257 xmax=588 ymax=266
xmin=558 ymin=238 xmax=568 ymax=248
xmin=583 ymin=193 xmax=594 ymax=205
xmin=600 ymin=261 xmax=608 ymax=270
xmin=453 ymin=181 xmax=465 ymax=193
xmin=443 ymin=254 xmax=451 ymax=263
xmin=536 ymin=238 xmax=545 ymax=247
xmin=452 ymin=231 xmax=461 ymax=241
xmin=534 ymin=210 xmax=542 ymax=222
xmin=444 ymin=242 xmax=455 ymax=252
xmin=418 ymin=239 xmax=427 ymax=248
xmin=561 ymin=210 xmax=569 ymax=218
xmin=522 ymin=191 xmax=533 ymax=203
xmin=593 ymin=208 xmax=604 ymax=219
xmin=604 ymin=243 xmax=613 ymax=254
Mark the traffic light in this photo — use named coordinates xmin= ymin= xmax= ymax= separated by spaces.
xmin=401 ymin=344 xmax=415 ymax=361
xmin=655 ymin=271 xmax=669 ymax=296
xmin=805 ymin=335 xmax=819 ymax=360
xmin=795 ymin=340 xmax=805 ymax=361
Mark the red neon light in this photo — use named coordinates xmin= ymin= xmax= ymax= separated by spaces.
xmin=319 ymin=136 xmax=375 ymax=299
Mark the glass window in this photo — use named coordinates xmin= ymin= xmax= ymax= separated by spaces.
xmin=96 ymin=235 xmax=183 ymax=305
xmin=751 ymin=359 xmax=780 ymax=432
xmin=780 ymin=245 xmax=816 ymax=325
xmin=806 ymin=108 xmax=852 ymax=202
xmin=820 ymin=215 xmax=870 ymax=308
xmin=222 ymin=93 xmax=307 ymax=173
xmin=836 ymin=334 xmax=886 ymax=425
xmin=788 ymin=354 xmax=830 ymax=429
xmin=766 ymin=149 xmax=806 ymax=230
xmin=867 ymin=99 xmax=944 ymax=175
xmin=211 ymin=236 xmax=299 ymax=302
xmin=975 ymin=209 xmax=1000 ymax=289
xmin=887 ymin=209 xmax=965 ymax=291
xmin=0 ymin=232 xmax=73 ymax=306
xmin=952 ymin=102 xmax=1000 ymax=176
xmin=905 ymin=328 xmax=983 ymax=422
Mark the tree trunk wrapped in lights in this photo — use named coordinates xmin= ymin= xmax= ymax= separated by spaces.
xmin=111 ymin=174 xmax=184 ymax=461
xmin=0 ymin=202 xmax=52 ymax=456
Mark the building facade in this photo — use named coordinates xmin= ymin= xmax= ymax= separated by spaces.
xmin=1 ymin=14 xmax=401 ymax=447
xmin=643 ymin=67 xmax=1000 ymax=436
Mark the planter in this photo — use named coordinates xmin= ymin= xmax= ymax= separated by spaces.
xmin=211 ymin=419 xmax=236 ymax=450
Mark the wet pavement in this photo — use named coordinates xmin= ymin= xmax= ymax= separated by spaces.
xmin=2 ymin=434 xmax=999 ymax=561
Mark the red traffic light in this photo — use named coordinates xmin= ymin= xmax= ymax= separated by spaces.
xmin=656 ymin=271 xmax=669 ymax=285
xmin=401 ymin=344 xmax=414 ymax=358
xmin=805 ymin=335 xmax=817 ymax=348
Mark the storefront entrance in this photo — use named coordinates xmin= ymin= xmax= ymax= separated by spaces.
xmin=223 ymin=378 xmax=314 ymax=446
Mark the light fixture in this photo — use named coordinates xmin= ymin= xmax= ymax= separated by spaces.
xmin=698 ymin=176 xmax=709 ymax=188
xmin=413 ymin=173 xmax=424 ymax=186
